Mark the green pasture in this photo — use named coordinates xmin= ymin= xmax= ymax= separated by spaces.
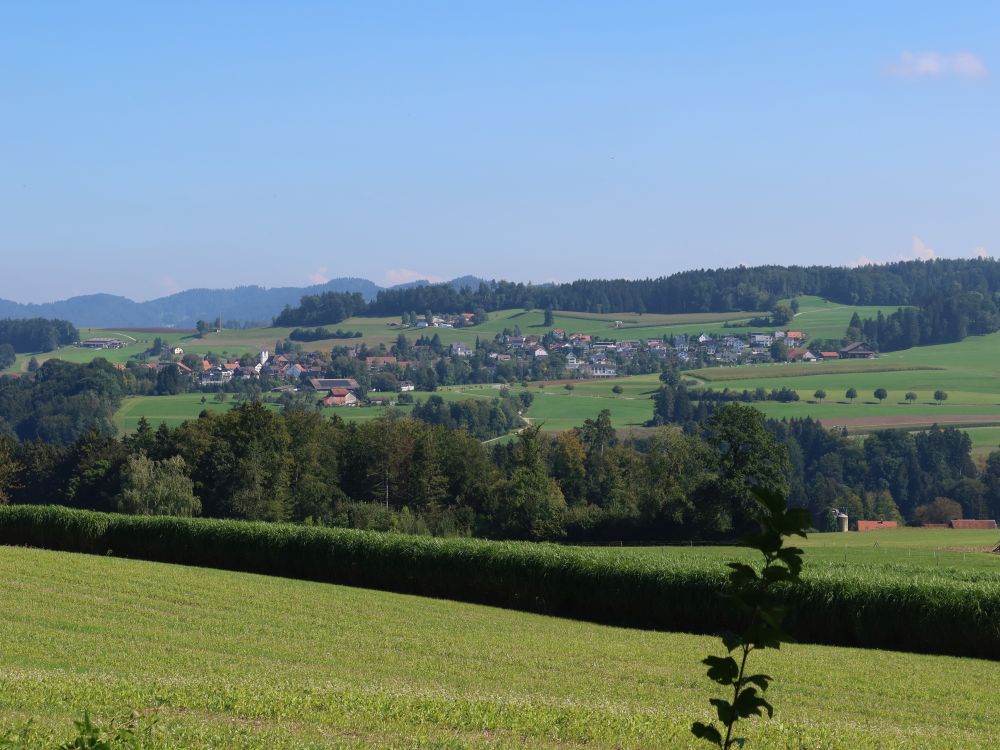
xmin=113 ymin=394 xmax=282 ymax=432
xmin=17 ymin=295 xmax=890 ymax=372
xmin=113 ymin=386 xmax=519 ymax=433
xmin=606 ymin=528 xmax=1000 ymax=571
xmin=519 ymin=377 xmax=660 ymax=432
xmin=782 ymin=295 xmax=911 ymax=341
xmin=965 ymin=426 xmax=1000 ymax=456
xmin=1 ymin=544 xmax=997 ymax=749
xmin=16 ymin=328 xmax=185 ymax=371
xmin=685 ymin=331 xmax=1000 ymax=428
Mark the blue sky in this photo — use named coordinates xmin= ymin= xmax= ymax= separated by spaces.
xmin=1 ymin=2 xmax=997 ymax=302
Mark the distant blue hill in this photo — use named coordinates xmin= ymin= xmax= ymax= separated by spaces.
xmin=0 ymin=276 xmax=485 ymax=328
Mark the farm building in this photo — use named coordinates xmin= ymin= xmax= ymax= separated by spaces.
xmin=786 ymin=348 xmax=817 ymax=362
xmin=839 ymin=342 xmax=877 ymax=359
xmin=949 ymin=519 xmax=998 ymax=530
xmin=79 ymin=337 xmax=126 ymax=350
xmin=309 ymin=378 xmax=361 ymax=392
xmin=320 ymin=388 xmax=358 ymax=407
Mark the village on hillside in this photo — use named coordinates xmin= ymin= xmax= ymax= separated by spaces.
xmin=76 ymin=321 xmax=878 ymax=407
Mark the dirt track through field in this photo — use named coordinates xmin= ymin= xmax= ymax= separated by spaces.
xmin=821 ymin=414 xmax=1000 ymax=430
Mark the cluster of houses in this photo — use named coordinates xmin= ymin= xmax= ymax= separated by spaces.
xmin=668 ymin=330 xmax=877 ymax=365
xmin=490 ymin=329 xmax=635 ymax=377
xmin=481 ymin=327 xmax=877 ymax=373
xmin=402 ymin=312 xmax=479 ymax=330
xmin=121 ymin=321 xmax=880 ymax=408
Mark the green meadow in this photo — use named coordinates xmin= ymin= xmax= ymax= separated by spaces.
xmin=1 ymin=543 xmax=997 ymax=749
xmin=113 ymin=386 xmax=521 ymax=432
xmin=112 ymin=394 xmax=283 ymax=431
xmin=687 ymin=330 xmax=1000 ymax=426
xmin=778 ymin=295 xmax=911 ymax=341
xmin=602 ymin=527 xmax=1000 ymax=571
xmin=26 ymin=296 xmax=1000 ymax=445
xmin=16 ymin=295 xmax=882 ymax=373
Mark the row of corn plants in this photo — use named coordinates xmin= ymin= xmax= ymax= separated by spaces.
xmin=1 ymin=505 xmax=997 ymax=659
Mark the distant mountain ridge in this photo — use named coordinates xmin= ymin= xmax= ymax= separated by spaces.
xmin=0 ymin=276 xmax=485 ymax=328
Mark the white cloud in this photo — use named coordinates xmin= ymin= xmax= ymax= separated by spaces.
xmin=885 ymin=51 xmax=988 ymax=79
xmin=910 ymin=236 xmax=936 ymax=260
xmin=848 ymin=237 xmax=992 ymax=267
xmin=384 ymin=268 xmax=447 ymax=285
xmin=308 ymin=267 xmax=330 ymax=284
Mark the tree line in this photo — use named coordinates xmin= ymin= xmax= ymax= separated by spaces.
xmin=0 ymin=318 xmax=78 ymax=353
xmin=2 ymin=395 xmax=997 ymax=541
xmin=278 ymin=258 xmax=1000 ymax=324
xmin=847 ymin=289 xmax=1000 ymax=352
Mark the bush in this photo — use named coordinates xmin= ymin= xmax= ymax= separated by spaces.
xmin=915 ymin=497 xmax=963 ymax=525
xmin=0 ymin=506 xmax=998 ymax=659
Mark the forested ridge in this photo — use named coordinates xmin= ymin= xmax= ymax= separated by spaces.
xmin=0 ymin=318 xmax=78 ymax=353
xmin=277 ymin=258 xmax=1000 ymax=351
xmin=286 ymin=258 xmax=1000 ymax=316
xmin=2 ymin=389 xmax=997 ymax=542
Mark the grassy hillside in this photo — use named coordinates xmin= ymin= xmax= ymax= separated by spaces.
xmin=28 ymin=297 xmax=1000 ymax=444
xmin=113 ymin=386 xmax=517 ymax=431
xmin=17 ymin=297 xmax=883 ymax=373
xmin=779 ymin=295 xmax=910 ymax=340
xmin=1 ymin=544 xmax=997 ymax=749
xmin=521 ymin=325 xmax=1000 ymax=436
xmin=687 ymin=330 xmax=1000 ymax=427
xmin=17 ymin=309 xmax=758 ymax=371
xmin=599 ymin=527 xmax=1000 ymax=571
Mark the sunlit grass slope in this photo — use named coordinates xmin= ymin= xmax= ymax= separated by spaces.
xmin=0 ymin=545 xmax=996 ymax=749
xmin=599 ymin=528 xmax=1000 ymax=571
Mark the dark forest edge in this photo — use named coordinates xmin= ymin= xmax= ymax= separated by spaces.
xmin=1 ymin=504 xmax=997 ymax=660
xmin=2 ymin=361 xmax=999 ymax=542
xmin=273 ymin=258 xmax=1000 ymax=354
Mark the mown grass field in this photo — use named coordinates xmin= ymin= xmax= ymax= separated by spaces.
xmin=112 ymin=394 xmax=284 ymax=431
xmin=688 ymin=330 xmax=1000 ymax=426
xmin=113 ymin=386 xmax=520 ymax=432
xmin=778 ymin=295 xmax=912 ymax=341
xmin=1 ymin=544 xmax=997 ymax=749
xmin=601 ymin=528 xmax=1000 ymax=571
xmin=518 ymin=328 xmax=1000 ymax=437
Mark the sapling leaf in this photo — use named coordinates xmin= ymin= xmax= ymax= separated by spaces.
xmin=710 ymin=698 xmax=735 ymax=726
xmin=720 ymin=631 xmax=743 ymax=652
xmin=703 ymin=655 xmax=740 ymax=684
xmin=691 ymin=721 xmax=722 ymax=746
xmin=733 ymin=687 xmax=774 ymax=719
xmin=743 ymin=673 xmax=772 ymax=691
xmin=691 ymin=488 xmax=809 ymax=749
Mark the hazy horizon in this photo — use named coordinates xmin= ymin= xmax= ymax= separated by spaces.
xmin=2 ymin=2 xmax=997 ymax=303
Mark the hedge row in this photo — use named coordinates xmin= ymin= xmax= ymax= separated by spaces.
xmin=1 ymin=505 xmax=997 ymax=660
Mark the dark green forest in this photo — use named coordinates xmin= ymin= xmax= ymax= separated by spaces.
xmin=0 ymin=318 xmax=78 ymax=353
xmin=2 ymin=376 xmax=997 ymax=541
xmin=273 ymin=258 xmax=1000 ymax=351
